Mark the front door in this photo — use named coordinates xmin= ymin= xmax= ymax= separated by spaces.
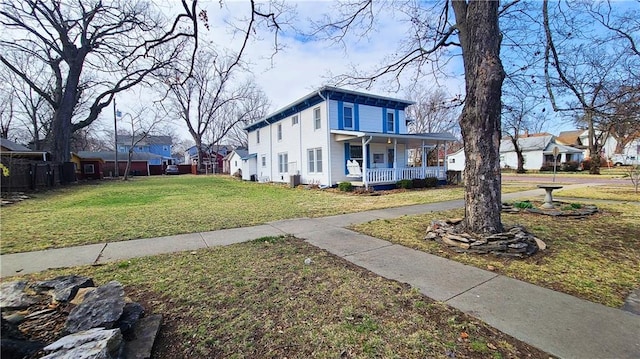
xmin=387 ymin=148 xmax=394 ymax=168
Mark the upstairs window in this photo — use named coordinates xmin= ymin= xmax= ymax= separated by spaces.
xmin=386 ymin=111 xmax=395 ymax=133
xmin=277 ymin=124 xmax=282 ymax=141
xmin=314 ymin=107 xmax=321 ymax=130
xmin=344 ymin=106 xmax=353 ymax=129
xmin=292 ymin=115 xmax=299 ymax=125
xmin=256 ymin=130 xmax=260 ymax=144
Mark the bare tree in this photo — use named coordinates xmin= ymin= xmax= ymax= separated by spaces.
xmin=161 ymin=47 xmax=270 ymax=170
xmin=118 ymin=108 xmax=163 ymax=181
xmin=0 ymin=0 xmax=201 ymax=162
xmin=218 ymin=87 xmax=270 ymax=149
xmin=1 ymin=55 xmax=54 ymax=149
xmin=502 ymin=88 xmax=548 ymax=173
xmin=604 ymin=85 xmax=640 ymax=155
xmin=311 ymin=0 xmax=507 ymax=234
xmin=543 ymin=0 xmax=640 ymax=174
xmin=405 ymin=85 xmax=461 ymax=135
xmin=0 ymin=78 xmax=14 ymax=139
xmin=404 ymin=85 xmax=461 ymax=167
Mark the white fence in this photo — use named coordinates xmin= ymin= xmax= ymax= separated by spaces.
xmin=365 ymin=166 xmax=443 ymax=184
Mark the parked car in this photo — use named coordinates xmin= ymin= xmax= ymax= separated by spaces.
xmin=610 ymin=154 xmax=639 ymax=166
xmin=165 ymin=165 xmax=180 ymax=175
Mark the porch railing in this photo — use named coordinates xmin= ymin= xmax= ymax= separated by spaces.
xmin=365 ymin=166 xmax=444 ymax=184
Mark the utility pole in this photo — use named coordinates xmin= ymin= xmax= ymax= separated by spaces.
xmin=114 ymin=99 xmax=119 ymax=178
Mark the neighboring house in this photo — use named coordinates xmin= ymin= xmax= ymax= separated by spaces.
xmin=117 ymin=135 xmax=173 ymax=165
xmin=77 ymin=151 xmax=164 ymax=176
xmin=0 ymin=138 xmax=49 ymax=161
xmin=558 ymin=129 xmax=640 ymax=163
xmin=224 ymin=148 xmax=248 ymax=176
xmin=556 ymin=130 xmax=587 ymax=151
xmin=185 ymin=144 xmax=233 ymax=173
xmin=500 ymin=135 xmax=583 ymax=170
xmin=446 ymin=134 xmax=584 ymax=172
xmin=446 ymin=148 xmax=465 ymax=172
xmin=242 ymin=86 xmax=457 ymax=188
xmin=71 ymin=153 xmax=104 ymax=180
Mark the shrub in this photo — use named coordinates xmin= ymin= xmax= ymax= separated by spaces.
xmin=540 ymin=162 xmax=555 ymax=171
xmin=425 ymin=177 xmax=438 ymax=188
xmin=513 ymin=200 xmax=533 ymax=209
xmin=338 ymin=181 xmax=353 ymax=192
xmin=412 ymin=178 xmax=427 ymax=188
xmin=562 ymin=161 xmax=580 ymax=172
xmin=396 ymin=179 xmax=413 ymax=189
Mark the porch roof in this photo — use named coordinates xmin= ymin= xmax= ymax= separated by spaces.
xmin=331 ymin=130 xmax=457 ymax=146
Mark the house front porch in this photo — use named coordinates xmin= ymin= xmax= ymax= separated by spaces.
xmin=333 ymin=130 xmax=457 ymax=188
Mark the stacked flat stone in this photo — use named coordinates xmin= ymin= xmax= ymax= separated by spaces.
xmin=426 ymin=218 xmax=545 ymax=258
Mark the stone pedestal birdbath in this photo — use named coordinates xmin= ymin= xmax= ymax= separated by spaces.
xmin=537 ymin=184 xmax=563 ymax=209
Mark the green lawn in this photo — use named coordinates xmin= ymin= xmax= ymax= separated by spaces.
xmin=1 ymin=175 xmax=468 ymax=254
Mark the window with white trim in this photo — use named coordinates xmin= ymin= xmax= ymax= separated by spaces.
xmin=277 ymin=123 xmax=282 ymax=141
xmin=314 ymin=107 xmax=321 ymax=130
xmin=256 ymin=130 xmax=260 ymax=144
xmin=344 ymin=105 xmax=353 ymax=129
xmin=307 ymin=148 xmax=323 ymax=173
xmin=261 ymin=155 xmax=266 ymax=167
xmin=292 ymin=115 xmax=299 ymax=125
xmin=386 ymin=111 xmax=395 ymax=132
xmin=278 ymin=152 xmax=288 ymax=173
xmin=84 ymin=164 xmax=95 ymax=174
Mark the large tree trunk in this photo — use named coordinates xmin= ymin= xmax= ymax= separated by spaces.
xmin=49 ymin=59 xmax=85 ymax=163
xmin=452 ymin=0 xmax=505 ymax=234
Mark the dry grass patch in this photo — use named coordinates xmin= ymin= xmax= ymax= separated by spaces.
xmin=352 ymin=202 xmax=640 ymax=308
xmin=9 ymin=237 xmax=550 ymax=359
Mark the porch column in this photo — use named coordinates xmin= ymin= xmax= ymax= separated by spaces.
xmin=393 ymin=138 xmax=398 ymax=181
xmin=362 ymin=137 xmax=368 ymax=189
xmin=421 ymin=140 xmax=426 ymax=179
xmin=444 ymin=141 xmax=448 ymax=174
xmin=436 ymin=141 xmax=440 ymax=179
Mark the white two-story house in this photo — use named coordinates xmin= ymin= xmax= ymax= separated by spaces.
xmin=243 ymin=86 xmax=457 ymax=188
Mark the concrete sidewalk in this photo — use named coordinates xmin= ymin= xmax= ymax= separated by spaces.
xmin=2 ymin=184 xmax=638 ymax=358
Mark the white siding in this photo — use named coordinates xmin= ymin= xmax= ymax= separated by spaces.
xmin=300 ymin=103 xmax=330 ymax=185
xmin=501 ymin=150 xmax=544 ymax=170
xmin=248 ymin=127 xmax=272 ymax=181
xmin=446 ymin=150 xmax=466 ymax=171
xmin=241 ymin=157 xmax=257 ymax=181
xmin=229 ymin=152 xmax=243 ymax=175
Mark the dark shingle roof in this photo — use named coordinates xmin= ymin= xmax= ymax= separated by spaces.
xmin=1 ymin=138 xmax=32 ymax=151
